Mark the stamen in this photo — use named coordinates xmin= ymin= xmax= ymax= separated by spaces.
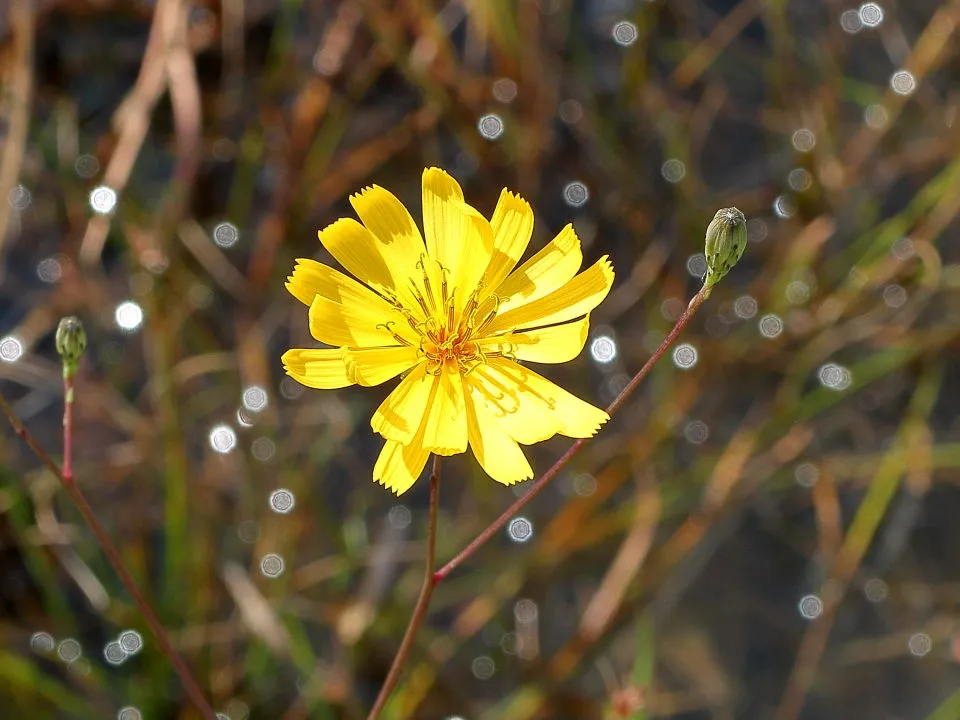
xmin=405 ymin=273 xmax=499 ymax=377
xmin=474 ymin=295 xmax=502 ymax=333
xmin=460 ymin=356 xmax=483 ymax=375
xmin=421 ymin=316 xmax=439 ymax=341
xmin=477 ymin=370 xmax=521 ymax=411
xmin=440 ymin=266 xmax=450 ymax=306
xmin=376 ymin=321 xmax=413 ymax=347
xmin=409 ymin=282 xmax=432 ymax=318
xmin=458 ymin=293 xmax=480 ymax=335
xmin=498 ymin=341 xmax=518 ymax=361
xmin=421 ymin=271 xmax=437 ymax=315
xmin=378 ymin=286 xmax=401 ymax=308
xmin=403 ymin=310 xmax=421 ymax=333
xmin=446 ymin=295 xmax=456 ymax=332
xmin=496 ymin=364 xmax=555 ymax=410
xmin=472 ymin=377 xmax=511 ymax=416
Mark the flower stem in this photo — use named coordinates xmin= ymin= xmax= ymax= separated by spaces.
xmin=0 ymin=391 xmax=219 ymax=720
xmin=434 ymin=284 xmax=711 ymax=582
xmin=63 ymin=376 xmax=74 ymax=480
xmin=366 ymin=455 xmax=442 ymax=720
xmin=367 ymin=285 xmax=712 ymax=715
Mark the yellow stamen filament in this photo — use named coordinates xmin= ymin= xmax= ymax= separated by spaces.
xmin=389 ymin=262 xmax=514 ymax=377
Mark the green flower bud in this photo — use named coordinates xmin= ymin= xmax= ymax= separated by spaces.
xmin=703 ymin=207 xmax=747 ymax=290
xmin=56 ymin=316 xmax=87 ymax=379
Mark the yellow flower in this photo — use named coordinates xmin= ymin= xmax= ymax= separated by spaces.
xmin=282 ymin=168 xmax=614 ymax=494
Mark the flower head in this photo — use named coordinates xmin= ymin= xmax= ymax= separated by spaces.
xmin=56 ymin=316 xmax=86 ymax=379
xmin=703 ymin=207 xmax=747 ymax=291
xmin=282 ymin=168 xmax=614 ymax=494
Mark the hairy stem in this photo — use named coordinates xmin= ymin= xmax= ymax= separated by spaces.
xmin=366 ymin=455 xmax=442 ymax=720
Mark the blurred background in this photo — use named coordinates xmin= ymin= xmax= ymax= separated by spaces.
xmin=2 ymin=0 xmax=960 ymax=718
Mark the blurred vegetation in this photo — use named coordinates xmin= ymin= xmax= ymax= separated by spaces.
xmin=2 ymin=0 xmax=960 ymax=718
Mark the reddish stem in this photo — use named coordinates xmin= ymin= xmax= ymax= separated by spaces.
xmin=0 ymin=392 xmax=219 ymax=720
xmin=366 ymin=456 xmax=442 ymax=720
xmin=434 ymin=285 xmax=710 ymax=582
xmin=366 ymin=285 xmax=711 ymax=717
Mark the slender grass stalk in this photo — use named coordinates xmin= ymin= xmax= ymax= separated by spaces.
xmin=366 ymin=455 xmax=442 ymax=720
xmin=0 ymin=317 xmax=218 ymax=720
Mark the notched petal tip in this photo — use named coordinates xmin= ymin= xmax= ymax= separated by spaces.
xmin=579 ymin=409 xmax=610 ymax=438
xmin=347 ymin=184 xmax=399 ymax=223
xmin=350 ymin=184 xmax=379 ymax=201
xmin=423 ymin=166 xmax=454 ymax=182
xmin=285 ymin=258 xmax=319 ymax=305
xmin=490 ymin=252 xmax=614 ymax=333
xmin=373 ymin=475 xmax=407 ymax=496
xmin=598 ymin=255 xmax=616 ymax=284
xmin=493 ymin=188 xmax=533 ymax=220
xmin=280 ymin=347 xmax=310 ymax=374
xmin=373 ymin=439 xmax=428 ymax=495
xmin=569 ymin=406 xmax=609 ymax=439
xmin=494 ymin=467 xmax=534 ymax=487
xmin=423 ymin=444 xmax=465 ymax=457
xmin=281 ymin=347 xmax=354 ymax=389
xmin=422 ymin=167 xmax=466 ymax=206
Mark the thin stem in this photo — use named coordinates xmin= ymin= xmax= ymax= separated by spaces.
xmin=364 ymin=284 xmax=709 ymax=715
xmin=366 ymin=455 xmax=442 ymax=720
xmin=0 ymin=391 xmax=219 ymax=720
xmin=434 ymin=285 xmax=711 ymax=582
xmin=62 ymin=376 xmax=74 ymax=479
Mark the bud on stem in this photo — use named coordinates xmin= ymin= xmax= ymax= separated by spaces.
xmin=703 ymin=207 xmax=747 ymax=292
xmin=56 ymin=316 xmax=87 ymax=380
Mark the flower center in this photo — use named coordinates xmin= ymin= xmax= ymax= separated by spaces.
xmin=378 ymin=256 xmax=511 ymax=376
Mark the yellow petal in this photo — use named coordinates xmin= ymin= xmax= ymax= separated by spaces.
xmin=420 ymin=366 xmax=468 ymax=455
xmin=350 ymin=184 xmax=426 ymax=256
xmin=285 ymin=258 xmax=329 ymax=306
xmin=478 ymin=315 xmax=590 ymax=364
xmin=349 ymin=185 xmax=427 ymax=307
xmin=317 ymin=218 xmax=398 ymax=299
xmin=342 ymin=346 xmax=421 ymax=387
xmin=421 ymin=167 xmax=464 ymax=262
xmin=285 ymin=258 xmax=388 ymax=309
xmin=371 ymin=363 xmax=434 ymax=444
xmin=480 ymin=189 xmax=534 ymax=297
xmin=421 ymin=168 xmax=493 ymax=310
xmin=464 ymin=382 xmax=533 ymax=485
xmin=373 ymin=439 xmax=430 ymax=495
xmin=492 ymin=224 xmax=581 ymax=311
xmin=469 ymin=364 xmax=559 ymax=444
xmin=477 ymin=358 xmax=609 ymax=439
xmin=487 ymin=256 xmax=614 ymax=333
xmin=281 ymin=348 xmax=353 ymax=389
xmin=308 ymin=294 xmax=416 ymax=348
